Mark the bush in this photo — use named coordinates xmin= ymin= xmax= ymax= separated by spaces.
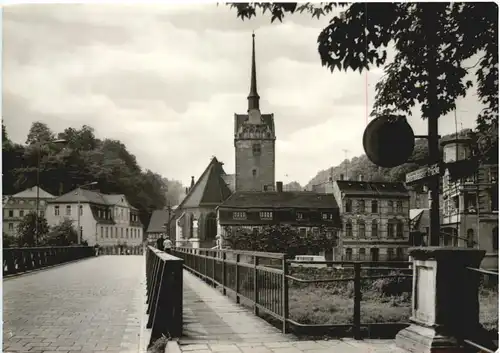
xmin=370 ymin=271 xmax=412 ymax=297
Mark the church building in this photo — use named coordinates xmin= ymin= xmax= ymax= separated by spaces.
xmin=174 ymin=33 xmax=341 ymax=250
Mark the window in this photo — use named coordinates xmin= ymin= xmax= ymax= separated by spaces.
xmin=371 ymin=200 xmax=378 ymax=213
xmin=396 ymin=248 xmax=404 ymax=260
xmin=233 ymin=212 xmax=247 ymax=220
xmin=66 ymin=205 xmax=71 ymax=216
xmin=252 ymin=169 xmax=257 ymax=177
xmin=358 ymin=248 xmax=366 ymax=261
xmin=387 ymin=220 xmax=396 ymax=238
xmin=371 ymin=220 xmax=378 ymax=238
xmin=467 ymin=229 xmax=474 ymax=248
xmin=299 ymin=228 xmax=307 ymax=237
xmin=345 ymin=199 xmax=352 ymax=213
xmin=345 ymin=220 xmax=353 ymax=237
xmin=358 ymin=200 xmax=365 ymax=213
xmin=79 ymin=205 xmax=83 ymax=216
xmin=19 ymin=210 xmax=24 ymax=217
xmin=121 ymin=209 xmax=123 ymax=218
xmin=493 ymin=227 xmax=498 ymax=251
xmin=396 ymin=201 xmax=403 ymax=213
xmin=126 ymin=229 xmax=129 ymax=238
xmin=388 ymin=201 xmax=394 ymax=214
xmin=8 ymin=223 xmax=13 ymax=231
xmin=54 ymin=206 xmax=59 ymax=216
xmin=121 ymin=228 xmax=124 ymax=238
xmin=100 ymin=226 xmax=103 ymax=238
xmin=396 ymin=221 xmax=404 ymax=237
xmin=252 ymin=143 xmax=261 ymax=156
xmin=370 ymin=248 xmax=379 ymax=262
xmin=322 ymin=213 xmax=332 ymax=220
xmin=8 ymin=210 xmax=13 ymax=217
xmin=105 ymin=227 xmax=109 ymax=238
xmin=491 ymin=183 xmax=499 ymax=212
xmin=296 ymin=212 xmax=303 ymax=220
xmin=387 ymin=248 xmax=394 ymax=260
xmin=345 ymin=248 xmax=353 ymax=261
xmin=358 ymin=220 xmax=366 ymax=238
xmin=260 ymin=211 xmax=273 ymax=220
xmin=464 ymin=192 xmax=477 ymax=213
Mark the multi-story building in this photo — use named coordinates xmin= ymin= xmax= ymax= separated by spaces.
xmin=217 ymin=181 xmax=342 ymax=258
xmin=331 ymin=176 xmax=411 ymax=261
xmin=45 ymin=188 xmax=143 ymax=246
xmin=3 ymin=186 xmax=55 ymax=237
xmin=441 ymin=135 xmax=498 ymax=269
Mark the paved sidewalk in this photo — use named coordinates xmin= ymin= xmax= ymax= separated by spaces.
xmin=3 ymin=256 xmax=145 ymax=353
xmin=180 ymin=270 xmax=405 ymax=353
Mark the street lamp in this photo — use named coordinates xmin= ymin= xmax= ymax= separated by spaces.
xmin=76 ymin=181 xmax=98 ymax=244
xmin=35 ymin=139 xmax=67 ymax=246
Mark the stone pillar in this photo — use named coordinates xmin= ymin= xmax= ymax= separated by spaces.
xmin=189 ymin=219 xmax=200 ymax=248
xmin=396 ymin=247 xmax=495 ymax=353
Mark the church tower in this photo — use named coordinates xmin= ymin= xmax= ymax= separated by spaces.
xmin=234 ymin=33 xmax=276 ymax=192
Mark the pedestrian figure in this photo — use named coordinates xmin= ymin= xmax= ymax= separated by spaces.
xmin=156 ymin=235 xmax=164 ymax=251
xmin=94 ymin=244 xmax=99 ymax=257
xmin=163 ymin=237 xmax=172 ymax=254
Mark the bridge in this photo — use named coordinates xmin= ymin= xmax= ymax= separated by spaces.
xmin=3 ymin=246 xmax=498 ymax=353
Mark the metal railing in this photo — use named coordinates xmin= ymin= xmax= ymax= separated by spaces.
xmin=145 ymin=246 xmax=183 ymax=345
xmin=463 ymin=266 xmax=499 ymax=353
xmin=99 ymin=245 xmax=144 ymax=255
xmin=172 ymin=247 xmax=413 ymax=339
xmin=3 ymin=246 xmax=95 ymax=276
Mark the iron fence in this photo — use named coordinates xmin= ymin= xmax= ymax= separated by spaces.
xmin=3 ymin=246 xmax=94 ymax=276
xmin=172 ymin=247 xmax=413 ymax=339
xmin=463 ymin=266 xmax=499 ymax=353
xmin=145 ymin=246 xmax=183 ymax=345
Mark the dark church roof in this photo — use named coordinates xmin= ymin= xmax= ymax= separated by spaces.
xmin=335 ymin=180 xmax=409 ymax=197
xmin=218 ymin=191 xmax=339 ymax=210
xmin=146 ymin=209 xmax=172 ymax=233
xmin=177 ymin=157 xmax=233 ymax=209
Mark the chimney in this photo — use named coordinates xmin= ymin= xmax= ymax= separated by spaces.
xmin=276 ymin=181 xmax=283 ymax=193
xmin=358 ymin=175 xmax=364 ymax=182
xmin=339 ymin=174 xmax=344 ymax=181
xmin=190 ymin=176 xmax=195 ymax=189
xmin=185 ymin=187 xmax=189 ymax=194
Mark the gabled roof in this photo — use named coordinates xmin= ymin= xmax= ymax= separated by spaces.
xmin=218 ymin=191 xmax=339 ymax=209
xmin=12 ymin=186 xmax=55 ymax=199
xmin=178 ymin=157 xmax=232 ymax=210
xmin=335 ymin=180 xmax=409 ymax=197
xmin=146 ymin=209 xmax=172 ymax=233
xmin=50 ymin=188 xmax=108 ymax=205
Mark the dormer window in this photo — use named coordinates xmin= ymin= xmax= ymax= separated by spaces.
xmin=260 ymin=211 xmax=273 ymax=220
xmin=296 ymin=212 xmax=303 ymax=220
xmin=252 ymin=143 xmax=261 ymax=156
xmin=232 ymin=211 xmax=247 ymax=220
xmin=322 ymin=213 xmax=332 ymax=220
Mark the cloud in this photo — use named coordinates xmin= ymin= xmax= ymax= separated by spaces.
xmin=2 ymin=4 xmax=484 ymax=187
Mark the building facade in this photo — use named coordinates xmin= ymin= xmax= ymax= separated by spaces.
xmin=217 ymin=181 xmax=342 ymax=258
xmin=3 ymin=187 xmax=55 ymax=237
xmin=234 ymin=33 xmax=276 ymax=192
xmin=332 ymin=178 xmax=411 ymax=261
xmin=441 ymin=136 xmax=498 ymax=269
xmin=46 ymin=188 xmax=143 ymax=246
xmin=146 ymin=207 xmax=176 ymax=244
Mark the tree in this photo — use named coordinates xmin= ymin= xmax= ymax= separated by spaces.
xmin=16 ymin=212 xmax=49 ymax=247
xmin=25 ymin=121 xmax=55 ymax=145
xmin=229 ymin=3 xmax=498 ymax=163
xmin=43 ymin=219 xmax=78 ymax=246
xmin=3 ymin=231 xmax=20 ymax=248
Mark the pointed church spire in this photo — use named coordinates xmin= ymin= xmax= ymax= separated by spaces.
xmin=247 ymin=32 xmax=260 ymax=111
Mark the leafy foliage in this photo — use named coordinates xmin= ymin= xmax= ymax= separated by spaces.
xmin=43 ymin=219 xmax=79 ymax=246
xmin=229 ymin=2 xmax=498 ymax=164
xmin=223 ymin=225 xmax=337 ymax=257
xmin=3 ymin=122 xmax=185 ymax=228
xmin=16 ymin=212 xmax=49 ymax=246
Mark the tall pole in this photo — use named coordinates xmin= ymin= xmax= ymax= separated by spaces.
xmin=35 ymin=146 xmax=41 ymax=246
xmin=77 ymin=189 xmax=81 ymax=245
xmin=424 ymin=5 xmax=441 ymax=247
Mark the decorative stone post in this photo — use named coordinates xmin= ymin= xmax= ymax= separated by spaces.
xmin=189 ymin=220 xmax=200 ymax=249
xmin=396 ymin=247 xmax=495 ymax=353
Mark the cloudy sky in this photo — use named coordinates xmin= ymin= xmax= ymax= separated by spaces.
xmin=3 ymin=3 xmax=484 ymax=186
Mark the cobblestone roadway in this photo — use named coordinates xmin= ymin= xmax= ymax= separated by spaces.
xmin=3 ymin=256 xmax=145 ymax=353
